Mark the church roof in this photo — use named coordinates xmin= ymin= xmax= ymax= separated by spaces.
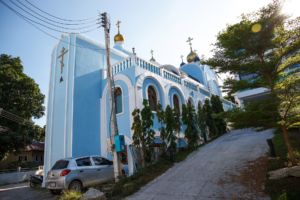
xmin=160 ymin=64 xmax=180 ymax=76
xmin=180 ymin=63 xmax=206 ymax=85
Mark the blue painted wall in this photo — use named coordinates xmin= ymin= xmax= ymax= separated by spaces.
xmin=72 ymin=37 xmax=104 ymax=157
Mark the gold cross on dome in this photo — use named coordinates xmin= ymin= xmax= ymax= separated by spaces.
xmin=58 ymin=47 xmax=68 ymax=82
xmin=116 ymin=20 xmax=121 ymax=33
xmin=151 ymin=50 xmax=154 ymax=57
xmin=186 ymin=37 xmax=193 ymax=51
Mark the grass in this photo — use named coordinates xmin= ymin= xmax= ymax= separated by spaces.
xmin=265 ymin=128 xmax=300 ymax=200
xmin=59 ymin=190 xmax=82 ymax=200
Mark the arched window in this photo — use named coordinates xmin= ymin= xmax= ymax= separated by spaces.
xmin=148 ymin=86 xmax=157 ymax=111
xmin=114 ymin=87 xmax=122 ymax=114
xmin=187 ymin=98 xmax=194 ymax=108
xmin=173 ymin=95 xmax=180 ymax=114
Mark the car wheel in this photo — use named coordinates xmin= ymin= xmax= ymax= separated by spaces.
xmin=49 ymin=189 xmax=62 ymax=195
xmin=68 ymin=180 xmax=82 ymax=192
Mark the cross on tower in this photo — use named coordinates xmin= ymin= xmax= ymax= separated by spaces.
xmin=180 ymin=55 xmax=184 ymax=62
xmin=58 ymin=47 xmax=68 ymax=82
xmin=116 ymin=20 xmax=121 ymax=33
xmin=186 ymin=37 xmax=193 ymax=51
xmin=150 ymin=49 xmax=156 ymax=62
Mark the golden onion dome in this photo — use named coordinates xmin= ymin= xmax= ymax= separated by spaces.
xmin=114 ymin=33 xmax=124 ymax=43
xmin=187 ymin=51 xmax=199 ymax=63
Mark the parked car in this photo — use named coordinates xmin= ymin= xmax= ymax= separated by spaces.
xmin=45 ymin=156 xmax=114 ymax=194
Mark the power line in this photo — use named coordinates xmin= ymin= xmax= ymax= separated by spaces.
xmin=3 ymin=7 xmax=103 ymax=52
xmin=24 ymin=0 xmax=98 ymax=22
xmin=0 ymin=0 xmax=99 ymax=34
xmin=9 ymin=0 xmax=98 ymax=31
xmin=16 ymin=0 xmax=98 ymax=26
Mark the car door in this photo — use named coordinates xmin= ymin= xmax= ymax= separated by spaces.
xmin=92 ymin=156 xmax=114 ymax=184
xmin=75 ymin=157 xmax=95 ymax=187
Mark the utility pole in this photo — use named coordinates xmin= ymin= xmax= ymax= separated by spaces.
xmin=100 ymin=12 xmax=122 ymax=182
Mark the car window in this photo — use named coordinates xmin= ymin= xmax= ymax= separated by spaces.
xmin=52 ymin=160 xmax=69 ymax=170
xmin=92 ymin=157 xmax=112 ymax=165
xmin=76 ymin=157 xmax=92 ymax=167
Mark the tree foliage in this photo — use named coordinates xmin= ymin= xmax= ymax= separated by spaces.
xmin=210 ymin=95 xmax=227 ymax=135
xmin=164 ymin=106 xmax=177 ymax=151
xmin=205 ymin=1 xmax=300 ymax=164
xmin=182 ymin=104 xmax=199 ymax=149
xmin=131 ymin=100 xmax=155 ymax=167
xmin=203 ymin=99 xmax=217 ymax=137
xmin=197 ymin=102 xmax=207 ymax=143
xmin=0 ymin=54 xmax=45 ymax=160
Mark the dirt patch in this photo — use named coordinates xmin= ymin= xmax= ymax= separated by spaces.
xmin=218 ymin=156 xmax=270 ymax=200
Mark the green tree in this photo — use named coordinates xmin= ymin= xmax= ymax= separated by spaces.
xmin=203 ymin=99 xmax=217 ymax=137
xmin=156 ymin=103 xmax=166 ymax=147
xmin=173 ymin=107 xmax=181 ymax=141
xmin=197 ymin=102 xmax=207 ymax=143
xmin=131 ymin=100 xmax=155 ymax=167
xmin=205 ymin=1 xmax=300 ymax=163
xmin=182 ymin=104 xmax=199 ymax=149
xmin=0 ymin=54 xmax=45 ymax=160
xmin=205 ymin=1 xmax=291 ymax=93
xmin=210 ymin=95 xmax=227 ymax=135
xmin=275 ymin=72 xmax=300 ymax=164
xmin=164 ymin=106 xmax=177 ymax=152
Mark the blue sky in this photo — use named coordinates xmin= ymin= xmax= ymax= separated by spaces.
xmin=0 ymin=0 xmax=298 ymax=126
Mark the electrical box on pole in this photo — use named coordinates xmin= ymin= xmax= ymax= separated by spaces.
xmin=114 ymin=135 xmax=125 ymax=153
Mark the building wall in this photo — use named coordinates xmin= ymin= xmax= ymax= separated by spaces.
xmin=44 ymin=35 xmax=128 ymax=182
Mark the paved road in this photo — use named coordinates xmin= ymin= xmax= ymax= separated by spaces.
xmin=0 ymin=182 xmax=55 ymax=200
xmin=128 ymin=129 xmax=274 ymax=200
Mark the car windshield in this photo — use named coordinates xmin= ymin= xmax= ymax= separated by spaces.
xmin=52 ymin=160 xmax=69 ymax=170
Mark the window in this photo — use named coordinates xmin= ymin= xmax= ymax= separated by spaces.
xmin=92 ymin=157 xmax=112 ymax=165
xmin=114 ymin=87 xmax=122 ymax=114
xmin=52 ymin=160 xmax=69 ymax=170
xmin=24 ymin=156 xmax=27 ymax=161
xmin=188 ymin=98 xmax=194 ymax=108
xmin=76 ymin=157 xmax=92 ymax=167
xmin=148 ymin=86 xmax=157 ymax=111
xmin=36 ymin=155 xmax=38 ymax=161
xmin=173 ymin=95 xmax=180 ymax=114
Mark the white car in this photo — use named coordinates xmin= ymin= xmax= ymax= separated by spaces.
xmin=45 ymin=156 xmax=114 ymax=194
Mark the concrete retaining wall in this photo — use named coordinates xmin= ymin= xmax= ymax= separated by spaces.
xmin=0 ymin=170 xmax=35 ymax=185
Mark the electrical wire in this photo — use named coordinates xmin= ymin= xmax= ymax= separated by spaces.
xmin=16 ymin=0 xmax=98 ymax=26
xmin=24 ymin=0 xmax=98 ymax=22
xmin=9 ymin=0 xmax=98 ymax=31
xmin=0 ymin=0 xmax=99 ymax=34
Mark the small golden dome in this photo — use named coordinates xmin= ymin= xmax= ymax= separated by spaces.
xmin=187 ymin=51 xmax=199 ymax=63
xmin=114 ymin=33 xmax=124 ymax=43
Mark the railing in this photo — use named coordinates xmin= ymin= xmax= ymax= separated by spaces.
xmin=135 ymin=57 xmax=161 ymax=76
xmin=112 ymin=57 xmax=134 ymax=75
xmin=111 ymin=56 xmax=215 ymax=96
xmin=221 ymin=98 xmax=237 ymax=110
xmin=199 ymin=87 xmax=210 ymax=97
xmin=183 ymin=80 xmax=198 ymax=91
xmin=163 ymin=70 xmax=181 ymax=84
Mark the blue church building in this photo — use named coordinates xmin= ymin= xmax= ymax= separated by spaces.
xmin=44 ymin=24 xmax=235 ymax=177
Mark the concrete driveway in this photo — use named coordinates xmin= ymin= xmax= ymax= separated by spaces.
xmin=0 ymin=182 xmax=55 ymax=200
xmin=128 ymin=129 xmax=274 ymax=200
